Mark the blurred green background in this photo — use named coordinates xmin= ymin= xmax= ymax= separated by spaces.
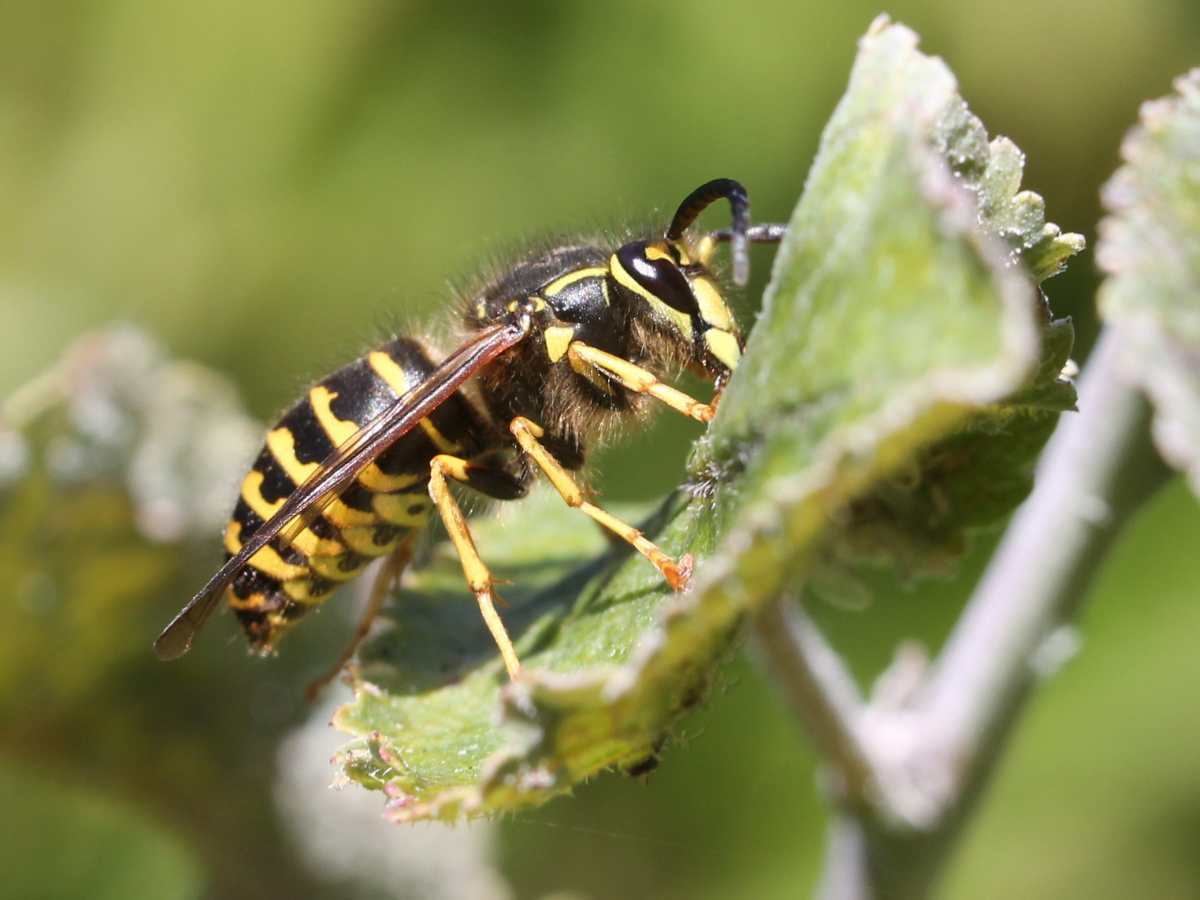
xmin=1 ymin=1 xmax=1199 ymax=898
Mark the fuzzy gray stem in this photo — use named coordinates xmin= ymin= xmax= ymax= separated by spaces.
xmin=754 ymin=598 xmax=878 ymax=811
xmin=919 ymin=326 xmax=1167 ymax=785
xmin=813 ymin=817 xmax=870 ymax=900
xmin=786 ymin=325 xmax=1169 ymax=900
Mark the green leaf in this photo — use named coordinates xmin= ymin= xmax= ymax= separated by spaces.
xmin=817 ymin=309 xmax=1077 ymax=581
xmin=1097 ymin=69 xmax=1200 ymax=495
xmin=0 ymin=326 xmax=259 ymax=716
xmin=704 ymin=20 xmax=1080 ymax=582
xmin=936 ymin=103 xmax=1086 ymax=286
xmin=333 ymin=16 xmax=1076 ymax=821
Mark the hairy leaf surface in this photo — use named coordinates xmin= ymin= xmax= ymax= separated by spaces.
xmin=333 ymin=17 xmax=1080 ymax=821
xmin=1098 ymin=69 xmax=1200 ymax=495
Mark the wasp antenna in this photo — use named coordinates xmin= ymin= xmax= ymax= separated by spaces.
xmin=712 ymin=223 xmax=787 ymax=244
xmin=666 ymin=179 xmax=751 ymax=286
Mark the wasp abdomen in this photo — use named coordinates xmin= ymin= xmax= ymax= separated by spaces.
xmin=225 ymin=337 xmax=489 ymax=651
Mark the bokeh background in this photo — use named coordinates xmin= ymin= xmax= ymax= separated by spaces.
xmin=1 ymin=1 xmax=1199 ymax=899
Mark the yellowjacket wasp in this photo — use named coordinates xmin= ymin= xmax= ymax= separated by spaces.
xmin=155 ymin=178 xmax=783 ymax=684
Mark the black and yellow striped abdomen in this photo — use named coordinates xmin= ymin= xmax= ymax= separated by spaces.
xmin=226 ymin=337 xmax=492 ymax=650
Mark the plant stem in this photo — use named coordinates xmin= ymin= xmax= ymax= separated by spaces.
xmin=919 ymin=325 xmax=1169 ymax=801
xmin=753 ymin=598 xmax=877 ymax=812
xmin=813 ymin=817 xmax=870 ymax=900
xmin=755 ymin=326 xmax=1172 ymax=899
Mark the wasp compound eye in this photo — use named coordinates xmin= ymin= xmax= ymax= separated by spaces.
xmin=615 ymin=241 xmax=699 ymax=317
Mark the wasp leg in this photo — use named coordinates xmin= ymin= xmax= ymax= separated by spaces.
xmin=510 ymin=417 xmax=693 ymax=591
xmin=428 ymin=455 xmax=523 ymax=679
xmin=567 ymin=343 xmax=715 ymax=422
xmin=304 ymin=533 xmax=417 ymax=702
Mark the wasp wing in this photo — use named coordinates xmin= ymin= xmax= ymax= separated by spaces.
xmin=153 ymin=320 xmax=529 ymax=661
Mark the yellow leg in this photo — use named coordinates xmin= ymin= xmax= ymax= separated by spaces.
xmin=568 ymin=343 xmax=715 ymax=422
xmin=305 ymin=533 xmax=416 ymax=701
xmin=510 ymin=417 xmax=693 ymax=591
xmin=429 ymin=455 xmax=522 ymax=679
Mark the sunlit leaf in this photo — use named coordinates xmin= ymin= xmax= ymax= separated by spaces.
xmin=1097 ymin=68 xmax=1200 ymax=495
xmin=333 ymin=17 xmax=1076 ymax=821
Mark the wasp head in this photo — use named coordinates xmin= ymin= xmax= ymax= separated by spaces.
xmin=608 ymin=235 xmax=743 ymax=380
